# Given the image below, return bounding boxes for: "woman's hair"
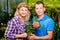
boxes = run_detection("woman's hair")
[14,2,30,22]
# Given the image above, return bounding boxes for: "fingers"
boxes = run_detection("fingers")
[28,34,35,40]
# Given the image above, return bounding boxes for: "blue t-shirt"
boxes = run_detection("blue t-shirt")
[33,14,54,36]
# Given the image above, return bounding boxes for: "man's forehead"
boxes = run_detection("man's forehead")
[35,4,44,7]
[36,3,43,6]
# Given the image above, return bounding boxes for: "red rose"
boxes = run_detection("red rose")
[33,22,39,28]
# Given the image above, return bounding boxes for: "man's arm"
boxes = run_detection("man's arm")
[35,31,53,40]
[28,31,53,40]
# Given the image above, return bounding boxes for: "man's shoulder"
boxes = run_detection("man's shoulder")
[44,15,54,23]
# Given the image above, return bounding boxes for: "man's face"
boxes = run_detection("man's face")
[35,4,45,16]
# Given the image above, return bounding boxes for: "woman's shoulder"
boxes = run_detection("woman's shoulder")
[8,16,19,23]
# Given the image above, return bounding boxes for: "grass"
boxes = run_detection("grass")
[0,37,7,40]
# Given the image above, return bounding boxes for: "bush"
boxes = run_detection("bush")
[0,27,6,38]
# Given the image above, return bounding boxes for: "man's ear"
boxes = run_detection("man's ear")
[44,7,46,11]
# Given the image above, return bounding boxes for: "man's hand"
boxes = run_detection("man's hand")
[28,34,37,40]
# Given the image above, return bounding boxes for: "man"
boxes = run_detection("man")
[28,1,54,40]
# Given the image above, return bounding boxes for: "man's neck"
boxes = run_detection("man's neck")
[38,14,44,20]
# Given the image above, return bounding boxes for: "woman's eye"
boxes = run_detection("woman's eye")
[36,8,38,9]
[21,10,24,11]
[25,10,27,11]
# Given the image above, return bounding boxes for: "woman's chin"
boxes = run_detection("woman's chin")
[21,14,26,17]
[22,15,26,17]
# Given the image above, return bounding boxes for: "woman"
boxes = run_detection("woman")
[4,2,30,40]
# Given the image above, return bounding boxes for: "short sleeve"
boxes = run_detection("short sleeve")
[47,19,54,31]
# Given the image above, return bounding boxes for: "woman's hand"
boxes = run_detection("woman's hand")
[22,33,27,38]
[15,33,27,38]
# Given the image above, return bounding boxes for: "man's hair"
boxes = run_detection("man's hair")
[35,1,44,7]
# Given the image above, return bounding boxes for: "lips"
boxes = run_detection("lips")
[21,13,26,16]
[22,13,25,14]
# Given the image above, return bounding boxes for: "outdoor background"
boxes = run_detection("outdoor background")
[0,0,60,40]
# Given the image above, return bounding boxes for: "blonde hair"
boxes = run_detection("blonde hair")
[14,2,31,23]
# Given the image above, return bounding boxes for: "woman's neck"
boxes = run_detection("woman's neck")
[18,16,25,23]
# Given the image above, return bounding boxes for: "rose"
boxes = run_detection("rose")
[33,22,40,28]
[33,16,42,28]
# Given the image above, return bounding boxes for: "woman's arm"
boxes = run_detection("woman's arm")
[4,21,16,38]
[15,33,27,38]
[4,20,27,38]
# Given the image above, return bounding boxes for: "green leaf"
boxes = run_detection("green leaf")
[25,22,35,35]
[33,16,38,22]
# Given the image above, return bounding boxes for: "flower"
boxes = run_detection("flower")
[32,16,42,28]
[33,22,39,28]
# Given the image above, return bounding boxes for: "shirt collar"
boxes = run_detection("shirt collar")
[36,14,47,21]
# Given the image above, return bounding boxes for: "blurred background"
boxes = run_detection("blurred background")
[0,0,60,40]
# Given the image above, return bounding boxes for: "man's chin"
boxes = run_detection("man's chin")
[37,14,42,16]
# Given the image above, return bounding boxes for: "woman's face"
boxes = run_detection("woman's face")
[18,7,28,17]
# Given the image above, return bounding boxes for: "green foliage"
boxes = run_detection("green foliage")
[0,37,7,40]
[25,22,35,35]
[0,10,9,23]
[45,6,58,21]
[0,27,6,38]
[24,0,60,8]
[33,16,38,22]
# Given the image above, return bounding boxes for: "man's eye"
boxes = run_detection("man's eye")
[40,8,42,9]
[25,10,27,11]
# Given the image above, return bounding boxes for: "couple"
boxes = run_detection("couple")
[4,1,54,40]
